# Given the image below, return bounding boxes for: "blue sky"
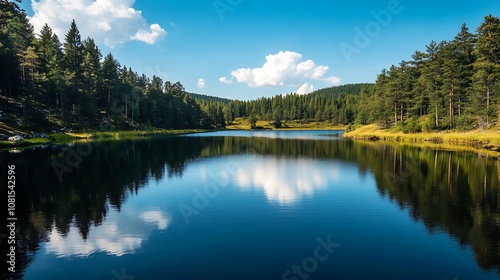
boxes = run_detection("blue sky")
[20,0,499,100]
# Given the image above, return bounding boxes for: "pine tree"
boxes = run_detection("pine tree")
[98,53,120,119]
[0,0,34,98]
[452,23,476,124]
[63,20,83,114]
[472,15,500,126]
[79,38,101,120]
[410,50,429,117]
[81,38,100,94]
[386,65,403,124]
[36,23,63,107]
[17,46,39,112]
[421,41,445,128]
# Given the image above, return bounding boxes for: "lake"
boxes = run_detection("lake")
[1,130,499,280]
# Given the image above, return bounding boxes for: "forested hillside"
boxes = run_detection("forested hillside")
[0,0,224,133]
[193,84,374,128]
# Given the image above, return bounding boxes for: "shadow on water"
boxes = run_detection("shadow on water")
[0,134,499,279]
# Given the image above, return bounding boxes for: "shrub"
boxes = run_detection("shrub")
[421,116,434,132]
[249,116,257,129]
[404,117,421,133]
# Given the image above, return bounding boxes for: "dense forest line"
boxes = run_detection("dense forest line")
[193,83,373,128]
[1,0,499,133]
[0,0,227,132]
[197,16,500,131]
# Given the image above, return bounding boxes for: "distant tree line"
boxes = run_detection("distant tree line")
[0,0,223,130]
[193,84,374,128]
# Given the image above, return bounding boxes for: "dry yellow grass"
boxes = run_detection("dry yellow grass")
[344,124,500,153]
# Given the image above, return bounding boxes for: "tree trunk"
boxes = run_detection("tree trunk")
[458,98,461,119]
[60,90,64,113]
[449,83,454,128]
[400,103,403,122]
[394,102,398,124]
[487,87,490,107]
[435,104,439,128]
[486,87,490,125]
[125,95,128,118]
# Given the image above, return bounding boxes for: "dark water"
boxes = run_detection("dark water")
[1,130,499,280]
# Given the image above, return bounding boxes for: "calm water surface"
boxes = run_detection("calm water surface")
[1,130,499,279]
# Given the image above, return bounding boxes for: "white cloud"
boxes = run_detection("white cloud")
[132,23,167,45]
[230,51,341,88]
[323,76,341,84]
[197,78,206,89]
[29,0,167,47]
[296,82,314,95]
[219,76,233,84]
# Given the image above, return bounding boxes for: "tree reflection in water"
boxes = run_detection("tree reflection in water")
[0,135,498,279]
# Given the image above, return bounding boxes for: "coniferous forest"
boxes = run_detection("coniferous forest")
[0,0,225,132]
[1,0,499,133]
[207,16,500,132]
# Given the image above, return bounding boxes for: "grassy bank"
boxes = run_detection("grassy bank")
[226,118,345,130]
[66,129,209,139]
[344,124,500,153]
[0,129,209,150]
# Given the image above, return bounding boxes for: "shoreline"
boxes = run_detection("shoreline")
[0,129,210,150]
[2,124,500,157]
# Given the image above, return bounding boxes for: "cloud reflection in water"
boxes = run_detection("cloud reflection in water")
[234,157,340,204]
[45,209,170,258]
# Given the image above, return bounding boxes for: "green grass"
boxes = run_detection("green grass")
[226,118,345,130]
[90,129,209,139]
[0,129,209,150]
[0,138,51,149]
[65,129,209,140]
